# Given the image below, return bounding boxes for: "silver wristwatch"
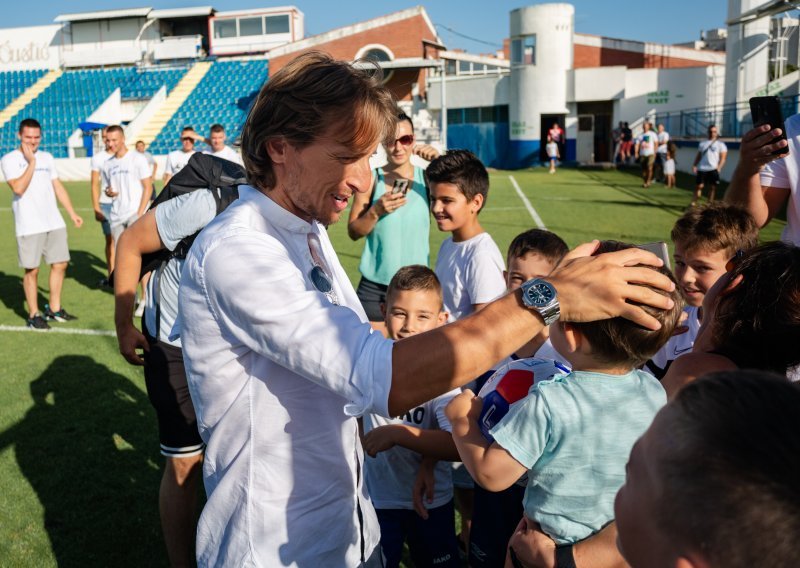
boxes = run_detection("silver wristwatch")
[520,278,561,326]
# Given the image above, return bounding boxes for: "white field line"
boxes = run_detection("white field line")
[508,175,546,229]
[0,324,116,337]
[0,207,94,212]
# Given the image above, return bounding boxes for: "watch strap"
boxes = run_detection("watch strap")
[555,544,577,568]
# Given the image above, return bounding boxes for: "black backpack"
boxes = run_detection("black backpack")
[134,152,246,281]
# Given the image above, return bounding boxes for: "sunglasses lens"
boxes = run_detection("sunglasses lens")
[398,135,414,146]
[310,266,332,294]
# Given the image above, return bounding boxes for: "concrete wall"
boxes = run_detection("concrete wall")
[426,74,509,109]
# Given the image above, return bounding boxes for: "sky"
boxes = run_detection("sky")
[1,1,731,53]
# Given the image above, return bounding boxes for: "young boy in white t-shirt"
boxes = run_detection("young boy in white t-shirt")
[546,136,559,174]
[361,265,461,568]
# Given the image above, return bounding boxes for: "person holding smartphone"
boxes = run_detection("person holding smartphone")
[348,111,440,328]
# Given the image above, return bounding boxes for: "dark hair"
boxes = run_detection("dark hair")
[181,126,195,133]
[710,241,800,374]
[655,370,800,567]
[672,202,759,258]
[426,150,490,211]
[210,123,225,134]
[19,118,41,133]
[571,241,684,367]
[106,124,124,135]
[241,51,396,191]
[507,229,568,267]
[397,111,414,134]
[386,265,443,310]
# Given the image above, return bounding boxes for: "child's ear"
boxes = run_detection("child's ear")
[437,311,449,325]
[560,322,581,353]
[720,274,744,296]
[470,193,484,214]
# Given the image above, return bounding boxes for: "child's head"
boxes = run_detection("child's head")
[671,203,759,307]
[700,241,800,374]
[383,265,448,340]
[505,229,569,291]
[428,150,489,233]
[552,241,684,369]
[615,370,800,568]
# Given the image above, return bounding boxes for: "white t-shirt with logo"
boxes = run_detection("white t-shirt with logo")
[637,131,658,156]
[90,150,114,204]
[643,306,700,380]
[435,232,506,322]
[165,149,196,176]
[759,112,800,245]
[1,149,65,237]
[101,150,151,227]
[697,139,728,172]
[203,145,242,165]
[657,131,670,154]
[364,387,461,510]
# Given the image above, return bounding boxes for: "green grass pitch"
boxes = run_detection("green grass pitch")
[0,167,785,566]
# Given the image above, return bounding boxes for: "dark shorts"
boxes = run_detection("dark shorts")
[376,500,461,568]
[143,329,204,458]
[356,277,388,322]
[469,484,525,567]
[696,169,720,186]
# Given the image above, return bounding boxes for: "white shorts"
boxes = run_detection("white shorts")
[110,214,139,243]
[17,227,70,269]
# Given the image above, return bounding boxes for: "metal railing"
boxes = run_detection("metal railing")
[653,94,800,140]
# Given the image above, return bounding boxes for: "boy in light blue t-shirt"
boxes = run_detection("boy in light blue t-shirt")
[446,241,684,546]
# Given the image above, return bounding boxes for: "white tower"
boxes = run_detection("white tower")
[724,0,772,106]
[509,3,574,167]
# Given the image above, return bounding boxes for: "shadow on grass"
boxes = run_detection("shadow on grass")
[69,250,112,294]
[0,356,165,566]
[0,270,33,320]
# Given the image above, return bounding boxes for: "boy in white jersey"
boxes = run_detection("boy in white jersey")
[90,127,115,284]
[163,127,197,184]
[101,125,153,245]
[1,118,83,329]
[643,202,758,379]
[361,265,461,568]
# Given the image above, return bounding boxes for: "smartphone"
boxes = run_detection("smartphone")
[638,241,671,271]
[391,178,411,195]
[749,96,789,156]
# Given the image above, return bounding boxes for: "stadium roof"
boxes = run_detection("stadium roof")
[149,7,215,19]
[55,7,152,23]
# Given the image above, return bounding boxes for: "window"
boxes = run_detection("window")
[265,15,290,34]
[459,61,471,74]
[511,34,536,65]
[497,105,509,122]
[214,19,236,39]
[446,60,457,76]
[464,108,480,123]
[239,17,263,37]
[447,108,463,125]
[362,48,391,63]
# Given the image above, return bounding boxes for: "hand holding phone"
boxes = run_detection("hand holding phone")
[392,178,411,196]
[638,241,671,271]
[749,96,789,157]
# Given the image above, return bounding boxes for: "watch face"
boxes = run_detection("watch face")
[526,282,555,307]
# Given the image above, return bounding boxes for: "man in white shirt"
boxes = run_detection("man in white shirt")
[634,121,659,188]
[135,140,157,182]
[177,52,677,567]
[655,123,670,182]
[725,117,798,245]
[692,124,728,205]
[101,125,153,245]
[2,118,83,329]
[90,127,115,285]
[163,127,198,184]
[190,123,243,165]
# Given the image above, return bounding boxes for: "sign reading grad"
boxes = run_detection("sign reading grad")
[0,25,61,71]
[647,89,670,105]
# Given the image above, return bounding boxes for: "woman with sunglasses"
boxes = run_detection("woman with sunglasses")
[662,241,800,399]
[348,111,440,329]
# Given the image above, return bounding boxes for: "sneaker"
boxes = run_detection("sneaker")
[98,277,111,288]
[134,301,145,318]
[26,313,50,330]
[44,304,77,322]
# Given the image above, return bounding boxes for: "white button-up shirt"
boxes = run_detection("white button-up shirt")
[178,185,393,567]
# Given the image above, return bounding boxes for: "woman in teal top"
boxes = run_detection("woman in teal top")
[348,112,440,322]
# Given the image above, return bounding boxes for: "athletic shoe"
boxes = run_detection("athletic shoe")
[134,302,145,318]
[98,277,111,288]
[44,305,78,322]
[26,313,50,330]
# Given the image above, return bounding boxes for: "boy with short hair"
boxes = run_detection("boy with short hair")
[469,228,570,567]
[446,241,683,547]
[361,265,461,568]
[644,202,759,379]
[429,150,506,321]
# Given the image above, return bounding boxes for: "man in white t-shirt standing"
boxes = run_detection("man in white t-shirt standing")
[163,127,198,184]
[90,127,115,286]
[190,123,243,165]
[2,118,83,329]
[634,121,659,188]
[692,124,727,205]
[135,140,157,182]
[101,125,153,245]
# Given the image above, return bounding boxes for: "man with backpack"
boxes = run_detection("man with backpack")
[113,153,244,567]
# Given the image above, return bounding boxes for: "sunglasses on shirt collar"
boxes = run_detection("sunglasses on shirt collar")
[726,249,744,272]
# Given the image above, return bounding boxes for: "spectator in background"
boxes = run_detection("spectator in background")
[548,121,565,162]
[635,121,658,187]
[612,121,624,164]
[621,122,633,164]
[655,123,670,182]
[546,135,560,174]
[90,126,115,286]
[135,140,157,182]
[163,127,198,185]
[692,124,727,206]
[2,118,83,329]
[190,123,243,165]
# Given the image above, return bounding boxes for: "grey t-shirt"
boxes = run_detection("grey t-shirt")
[145,189,217,346]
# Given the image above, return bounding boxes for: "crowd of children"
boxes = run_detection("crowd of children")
[358,145,800,568]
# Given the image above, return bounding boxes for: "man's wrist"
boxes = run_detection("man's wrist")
[555,544,576,568]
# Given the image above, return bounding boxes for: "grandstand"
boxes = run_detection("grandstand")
[148,60,269,154]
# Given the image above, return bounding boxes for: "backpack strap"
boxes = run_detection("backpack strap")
[367,168,380,205]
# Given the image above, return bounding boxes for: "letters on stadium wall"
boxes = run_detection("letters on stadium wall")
[0,25,61,71]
